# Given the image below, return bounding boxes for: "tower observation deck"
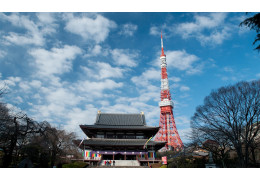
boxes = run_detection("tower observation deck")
[154,32,184,151]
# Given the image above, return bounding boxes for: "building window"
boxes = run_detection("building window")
[126,133,135,139]
[116,133,125,139]
[136,133,144,139]
[97,132,104,138]
[106,132,115,138]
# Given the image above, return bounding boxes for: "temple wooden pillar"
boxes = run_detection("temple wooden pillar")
[113,154,114,160]
[124,154,126,160]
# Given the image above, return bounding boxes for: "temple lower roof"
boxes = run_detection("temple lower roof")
[74,138,166,150]
[80,124,159,130]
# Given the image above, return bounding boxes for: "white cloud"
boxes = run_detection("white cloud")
[119,23,138,36]
[3,31,44,46]
[29,85,85,122]
[91,45,102,56]
[131,68,160,87]
[36,12,56,24]
[131,68,161,104]
[81,61,126,79]
[29,45,82,77]
[177,128,192,143]
[84,45,110,58]
[0,50,7,59]
[169,76,181,83]
[223,66,234,73]
[111,49,138,67]
[176,13,227,37]
[64,14,117,43]
[46,88,82,106]
[0,13,57,46]
[149,26,160,36]
[29,80,42,89]
[15,96,23,103]
[180,85,190,91]
[64,106,98,136]
[197,26,231,45]
[175,13,230,46]
[156,50,200,74]
[175,115,191,125]
[2,76,21,87]
[75,79,123,98]
[19,81,31,91]
[256,73,260,78]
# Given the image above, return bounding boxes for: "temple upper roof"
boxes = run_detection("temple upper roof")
[80,112,160,138]
[95,112,146,126]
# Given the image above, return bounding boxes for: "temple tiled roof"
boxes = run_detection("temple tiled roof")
[75,138,166,147]
[80,124,159,130]
[95,113,146,126]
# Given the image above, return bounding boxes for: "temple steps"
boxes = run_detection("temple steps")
[93,166,147,168]
[99,160,140,167]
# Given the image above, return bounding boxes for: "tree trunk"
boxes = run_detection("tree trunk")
[3,118,18,168]
[235,146,244,168]
[2,138,16,168]
[250,147,257,166]
[245,145,249,167]
[50,151,56,168]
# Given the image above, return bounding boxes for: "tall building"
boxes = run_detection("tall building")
[154,33,183,151]
[75,111,166,166]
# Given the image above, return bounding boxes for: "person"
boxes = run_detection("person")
[104,160,106,166]
[113,160,115,166]
[109,160,111,166]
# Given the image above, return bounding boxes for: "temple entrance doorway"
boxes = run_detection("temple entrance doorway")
[126,155,136,160]
[103,154,113,160]
[114,154,124,160]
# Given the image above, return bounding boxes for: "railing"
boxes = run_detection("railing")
[137,158,159,161]
[84,157,101,160]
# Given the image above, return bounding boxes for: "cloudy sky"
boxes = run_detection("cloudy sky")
[0,12,259,142]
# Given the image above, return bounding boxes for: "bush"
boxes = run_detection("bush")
[62,161,87,168]
[150,163,162,168]
[160,165,167,168]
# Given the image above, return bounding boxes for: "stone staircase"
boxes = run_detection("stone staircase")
[99,160,140,167]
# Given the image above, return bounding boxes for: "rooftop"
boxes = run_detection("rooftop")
[94,112,146,126]
[75,138,166,147]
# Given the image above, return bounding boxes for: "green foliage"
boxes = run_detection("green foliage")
[150,163,162,168]
[160,165,167,168]
[240,13,260,51]
[62,161,87,168]
[167,155,207,168]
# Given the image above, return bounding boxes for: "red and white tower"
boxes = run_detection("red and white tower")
[154,32,183,151]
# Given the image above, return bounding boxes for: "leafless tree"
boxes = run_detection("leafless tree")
[0,103,40,167]
[30,123,78,167]
[0,85,79,167]
[191,80,260,167]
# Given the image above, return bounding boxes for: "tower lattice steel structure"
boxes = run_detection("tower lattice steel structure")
[154,33,183,151]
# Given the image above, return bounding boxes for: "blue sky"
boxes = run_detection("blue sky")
[0,12,259,142]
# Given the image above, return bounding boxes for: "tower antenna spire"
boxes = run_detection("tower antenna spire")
[161,31,165,57]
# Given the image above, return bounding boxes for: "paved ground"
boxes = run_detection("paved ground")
[89,166,148,168]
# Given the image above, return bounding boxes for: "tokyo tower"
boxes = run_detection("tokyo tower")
[154,32,183,151]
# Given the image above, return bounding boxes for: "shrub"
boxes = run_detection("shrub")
[160,165,167,168]
[62,161,87,168]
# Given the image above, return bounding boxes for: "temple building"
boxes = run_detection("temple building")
[75,111,166,166]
